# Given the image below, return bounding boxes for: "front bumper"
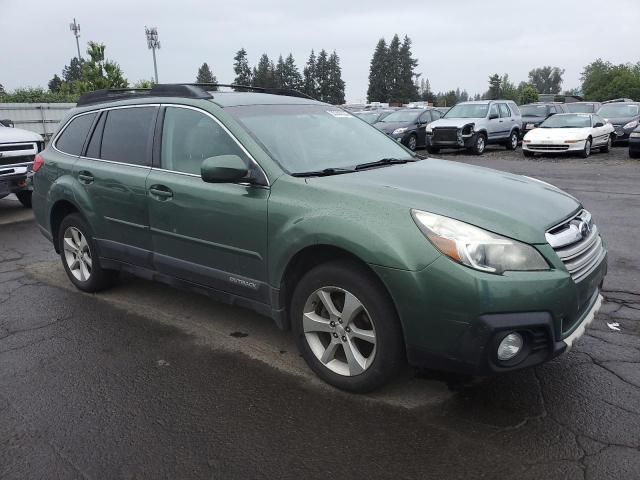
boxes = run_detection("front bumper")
[0,165,33,196]
[612,125,635,142]
[425,131,476,149]
[372,246,607,376]
[523,139,587,154]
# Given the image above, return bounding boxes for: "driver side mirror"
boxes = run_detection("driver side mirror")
[489,113,499,120]
[594,122,604,128]
[201,155,248,183]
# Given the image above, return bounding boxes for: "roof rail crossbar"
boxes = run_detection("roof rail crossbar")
[187,83,315,100]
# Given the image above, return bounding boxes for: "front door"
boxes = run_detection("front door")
[146,105,270,303]
[486,103,503,141]
[74,106,157,267]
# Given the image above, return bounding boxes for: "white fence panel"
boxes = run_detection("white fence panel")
[0,103,75,141]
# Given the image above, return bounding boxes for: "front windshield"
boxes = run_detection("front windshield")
[379,110,421,123]
[444,104,489,119]
[227,105,413,174]
[520,105,549,117]
[565,103,596,113]
[540,114,591,128]
[597,104,639,118]
[354,112,380,124]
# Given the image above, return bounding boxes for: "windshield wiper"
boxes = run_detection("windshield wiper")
[291,167,355,177]
[355,157,416,171]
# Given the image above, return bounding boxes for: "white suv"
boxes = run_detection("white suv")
[0,120,44,208]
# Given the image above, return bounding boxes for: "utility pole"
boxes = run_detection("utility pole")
[69,18,82,60]
[145,26,161,83]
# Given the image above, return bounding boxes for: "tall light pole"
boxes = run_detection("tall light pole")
[145,26,161,84]
[69,18,82,60]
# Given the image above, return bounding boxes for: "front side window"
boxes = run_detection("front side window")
[55,112,97,156]
[227,104,413,174]
[100,107,156,166]
[161,107,249,175]
[498,104,511,118]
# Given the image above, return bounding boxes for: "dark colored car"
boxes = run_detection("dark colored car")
[520,102,568,139]
[565,102,602,114]
[629,125,640,158]
[597,102,640,143]
[32,84,607,393]
[354,110,395,125]
[373,108,441,150]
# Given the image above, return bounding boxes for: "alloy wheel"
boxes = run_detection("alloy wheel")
[63,226,92,282]
[408,135,417,151]
[511,133,518,149]
[477,136,485,153]
[302,287,377,376]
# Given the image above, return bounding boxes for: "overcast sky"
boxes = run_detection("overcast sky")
[2,0,639,102]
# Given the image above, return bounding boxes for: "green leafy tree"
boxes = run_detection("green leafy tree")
[528,66,564,94]
[0,83,4,94]
[500,74,518,101]
[62,57,84,83]
[48,74,63,92]
[233,48,252,87]
[132,79,155,89]
[303,50,318,98]
[367,38,388,102]
[487,73,502,99]
[0,87,79,103]
[252,54,275,88]
[81,42,128,90]
[326,51,346,104]
[196,62,217,88]
[581,59,640,101]
[517,83,539,104]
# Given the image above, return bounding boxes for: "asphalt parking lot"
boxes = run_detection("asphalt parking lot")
[1,144,639,479]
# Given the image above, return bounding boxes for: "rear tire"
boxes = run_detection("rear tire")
[16,190,32,208]
[290,261,405,393]
[58,213,118,293]
[469,133,486,155]
[580,138,592,159]
[505,131,519,150]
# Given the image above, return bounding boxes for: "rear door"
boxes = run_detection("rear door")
[146,105,269,303]
[74,105,158,268]
[497,103,515,138]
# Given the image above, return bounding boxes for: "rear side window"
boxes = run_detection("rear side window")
[498,104,511,117]
[55,113,97,155]
[85,112,106,158]
[100,107,156,166]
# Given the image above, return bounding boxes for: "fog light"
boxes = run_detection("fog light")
[497,333,523,361]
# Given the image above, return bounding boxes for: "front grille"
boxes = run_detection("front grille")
[0,155,34,167]
[528,144,570,151]
[530,328,551,354]
[0,143,36,153]
[546,209,605,282]
[432,127,459,142]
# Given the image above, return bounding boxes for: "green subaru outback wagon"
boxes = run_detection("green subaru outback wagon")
[33,84,607,392]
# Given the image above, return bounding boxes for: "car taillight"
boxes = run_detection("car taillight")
[33,154,45,173]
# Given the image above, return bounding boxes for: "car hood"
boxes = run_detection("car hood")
[428,118,482,129]
[374,121,411,133]
[599,115,637,125]
[524,127,591,141]
[307,159,580,244]
[0,126,43,143]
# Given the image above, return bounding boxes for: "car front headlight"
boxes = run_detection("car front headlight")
[392,127,408,135]
[411,209,549,274]
[623,120,639,130]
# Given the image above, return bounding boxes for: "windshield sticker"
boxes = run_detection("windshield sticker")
[326,110,353,118]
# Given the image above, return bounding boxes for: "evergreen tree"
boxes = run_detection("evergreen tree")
[252,54,275,88]
[315,49,330,102]
[326,51,346,104]
[62,57,84,82]
[367,39,388,103]
[303,50,318,98]
[233,48,253,88]
[196,62,216,84]
[397,35,419,103]
[48,74,63,92]
[386,34,402,103]
[274,55,286,88]
[487,73,502,99]
[500,74,517,100]
[283,53,303,90]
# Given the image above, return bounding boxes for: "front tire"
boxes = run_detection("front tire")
[580,138,592,159]
[58,213,118,292]
[291,261,404,393]
[406,134,417,151]
[505,131,519,150]
[630,150,640,159]
[601,135,612,153]
[16,190,32,208]
[469,133,486,155]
